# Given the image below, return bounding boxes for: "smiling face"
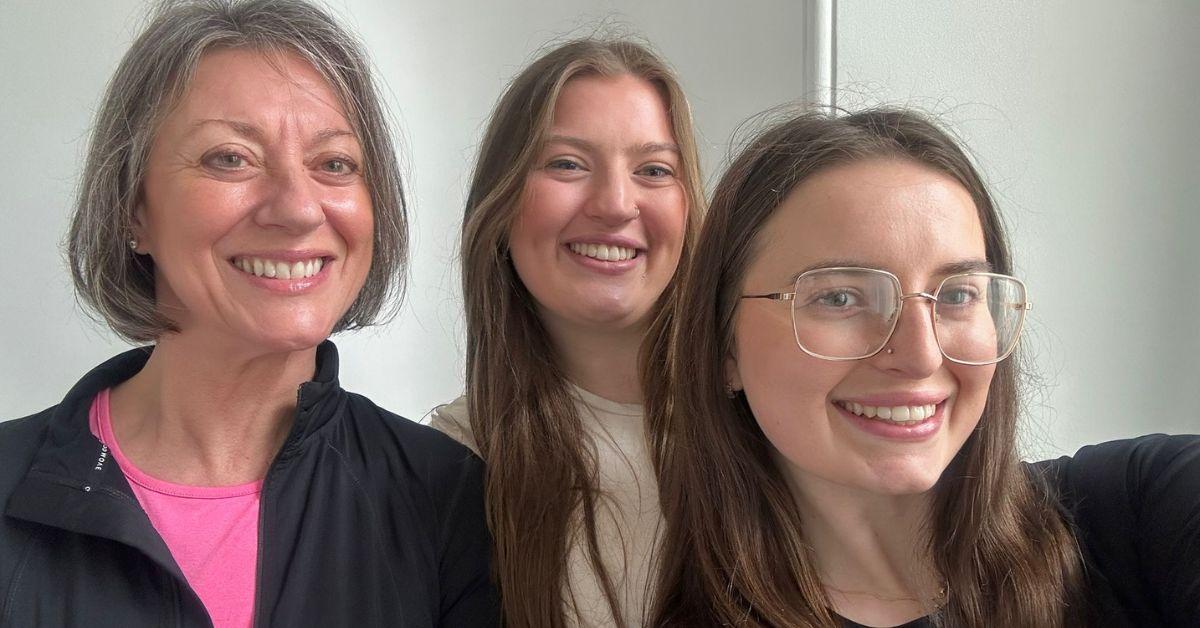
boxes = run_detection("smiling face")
[729,158,996,496]
[134,47,373,353]
[508,73,688,337]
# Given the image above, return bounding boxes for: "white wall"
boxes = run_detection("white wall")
[836,1,1200,457]
[0,1,805,421]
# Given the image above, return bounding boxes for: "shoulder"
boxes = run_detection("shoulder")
[0,410,55,496]
[426,395,479,456]
[1030,434,1200,503]
[0,410,54,451]
[1028,434,1200,621]
[0,411,54,582]
[340,392,484,487]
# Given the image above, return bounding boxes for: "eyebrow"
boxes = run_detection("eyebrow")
[545,134,680,156]
[191,118,264,142]
[789,258,994,283]
[188,119,356,146]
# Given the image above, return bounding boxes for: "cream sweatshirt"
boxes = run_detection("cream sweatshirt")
[429,385,661,627]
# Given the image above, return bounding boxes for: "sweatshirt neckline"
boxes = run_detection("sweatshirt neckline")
[568,383,643,418]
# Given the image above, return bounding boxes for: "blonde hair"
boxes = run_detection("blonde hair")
[460,38,703,627]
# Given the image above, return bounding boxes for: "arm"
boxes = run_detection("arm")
[1036,434,1200,625]
[434,451,500,626]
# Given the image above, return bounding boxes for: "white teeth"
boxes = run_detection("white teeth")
[840,401,939,425]
[569,242,637,262]
[232,257,325,280]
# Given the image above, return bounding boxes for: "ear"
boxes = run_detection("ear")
[130,199,150,255]
[724,352,743,394]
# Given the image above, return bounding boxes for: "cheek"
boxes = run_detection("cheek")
[147,180,246,246]
[511,179,577,248]
[951,362,995,424]
[327,190,374,249]
[735,314,836,440]
[644,187,688,252]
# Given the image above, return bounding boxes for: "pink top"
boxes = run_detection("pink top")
[90,389,261,628]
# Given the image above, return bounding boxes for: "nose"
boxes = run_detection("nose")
[583,166,640,226]
[254,164,327,233]
[873,295,943,378]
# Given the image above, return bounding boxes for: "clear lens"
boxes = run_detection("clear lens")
[791,269,900,359]
[789,269,1027,364]
[933,274,1026,364]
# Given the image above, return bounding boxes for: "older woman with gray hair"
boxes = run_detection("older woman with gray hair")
[0,1,496,626]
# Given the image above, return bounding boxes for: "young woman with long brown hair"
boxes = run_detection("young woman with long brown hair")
[648,108,1200,627]
[428,39,704,627]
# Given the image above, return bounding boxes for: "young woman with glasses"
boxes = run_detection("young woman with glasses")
[428,39,704,627]
[647,108,1199,627]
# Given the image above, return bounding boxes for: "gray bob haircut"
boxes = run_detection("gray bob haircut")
[68,0,407,343]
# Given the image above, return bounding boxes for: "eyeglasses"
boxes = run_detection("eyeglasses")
[740,267,1030,365]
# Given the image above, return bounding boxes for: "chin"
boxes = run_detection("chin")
[587,292,660,325]
[863,461,945,496]
[246,321,335,354]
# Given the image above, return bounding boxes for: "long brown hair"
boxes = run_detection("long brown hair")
[648,108,1087,626]
[461,39,703,627]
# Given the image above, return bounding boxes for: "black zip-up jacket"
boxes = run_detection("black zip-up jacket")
[0,342,499,627]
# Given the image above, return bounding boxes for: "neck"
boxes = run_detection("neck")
[541,314,647,405]
[107,331,319,486]
[782,461,944,623]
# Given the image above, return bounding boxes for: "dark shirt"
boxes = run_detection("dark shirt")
[837,434,1200,627]
[0,342,500,627]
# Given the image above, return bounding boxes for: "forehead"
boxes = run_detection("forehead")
[167,47,350,130]
[548,74,674,142]
[750,158,987,288]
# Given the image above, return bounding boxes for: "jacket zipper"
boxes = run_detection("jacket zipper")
[251,386,304,627]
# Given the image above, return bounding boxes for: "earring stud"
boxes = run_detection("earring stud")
[128,239,138,251]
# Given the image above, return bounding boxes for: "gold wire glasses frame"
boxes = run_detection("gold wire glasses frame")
[740,267,1032,366]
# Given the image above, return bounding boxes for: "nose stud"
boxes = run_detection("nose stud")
[885,348,895,355]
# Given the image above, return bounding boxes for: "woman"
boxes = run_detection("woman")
[649,108,1200,626]
[0,1,495,626]
[429,40,704,627]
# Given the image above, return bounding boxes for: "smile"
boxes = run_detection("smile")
[231,256,325,280]
[568,242,638,262]
[836,400,938,425]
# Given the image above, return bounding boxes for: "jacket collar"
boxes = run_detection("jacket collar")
[5,340,345,567]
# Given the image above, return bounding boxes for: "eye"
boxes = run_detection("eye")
[813,290,861,308]
[637,164,675,178]
[938,286,980,306]
[320,157,359,175]
[204,151,248,170]
[546,158,584,171]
